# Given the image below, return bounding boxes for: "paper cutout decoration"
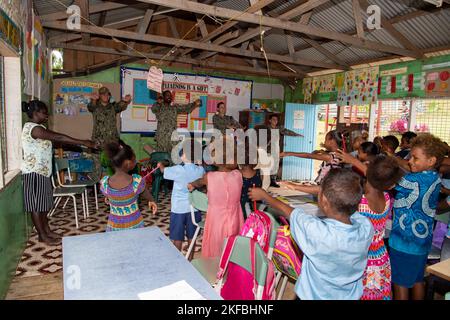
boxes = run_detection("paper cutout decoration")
[147,66,163,93]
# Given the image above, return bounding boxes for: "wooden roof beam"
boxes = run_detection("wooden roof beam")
[136,0,421,58]
[52,42,301,78]
[43,20,342,69]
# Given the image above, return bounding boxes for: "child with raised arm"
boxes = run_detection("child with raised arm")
[188,137,244,258]
[280,129,347,195]
[359,156,403,300]
[249,168,374,300]
[388,134,447,300]
[158,139,205,255]
[100,142,157,231]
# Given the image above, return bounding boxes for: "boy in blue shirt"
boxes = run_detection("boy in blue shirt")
[249,168,374,300]
[389,134,447,300]
[159,139,205,256]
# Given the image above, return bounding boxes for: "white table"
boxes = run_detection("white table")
[63,226,221,300]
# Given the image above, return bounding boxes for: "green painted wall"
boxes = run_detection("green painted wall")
[0,174,29,299]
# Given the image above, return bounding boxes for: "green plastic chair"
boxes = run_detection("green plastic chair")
[185,190,208,259]
[149,152,171,202]
[192,236,271,300]
[259,211,280,260]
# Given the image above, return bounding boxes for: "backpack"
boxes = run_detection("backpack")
[272,217,303,281]
[216,236,276,300]
[240,202,272,254]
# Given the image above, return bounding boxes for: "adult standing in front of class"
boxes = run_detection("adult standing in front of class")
[144,90,202,155]
[87,86,132,180]
[21,100,96,245]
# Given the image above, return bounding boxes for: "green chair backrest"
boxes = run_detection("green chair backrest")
[260,211,280,250]
[189,190,208,212]
[446,292,450,300]
[55,158,70,171]
[225,236,269,287]
[150,152,171,164]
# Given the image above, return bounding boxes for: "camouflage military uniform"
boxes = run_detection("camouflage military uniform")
[87,100,128,181]
[212,114,242,135]
[152,101,198,153]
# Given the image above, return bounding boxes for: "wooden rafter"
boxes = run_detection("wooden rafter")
[43,20,343,69]
[181,0,276,56]
[52,42,301,78]
[127,9,154,50]
[351,0,365,39]
[283,4,446,57]
[135,0,421,58]
[358,0,422,56]
[41,1,127,21]
[196,1,329,60]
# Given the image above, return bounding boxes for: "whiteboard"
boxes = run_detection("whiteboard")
[120,67,253,133]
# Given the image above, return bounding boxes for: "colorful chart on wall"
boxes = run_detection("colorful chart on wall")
[423,61,450,98]
[120,67,252,133]
[337,67,379,106]
[378,61,425,99]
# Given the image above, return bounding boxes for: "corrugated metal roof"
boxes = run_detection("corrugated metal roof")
[266,0,303,16]
[262,33,289,54]
[34,0,108,16]
[293,47,332,63]
[309,0,356,33]
[215,0,250,11]
[394,9,450,49]
[364,28,403,48]
[33,0,74,16]
[103,7,145,25]
[367,0,416,20]
[36,0,450,72]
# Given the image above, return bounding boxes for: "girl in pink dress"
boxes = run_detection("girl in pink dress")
[189,138,244,258]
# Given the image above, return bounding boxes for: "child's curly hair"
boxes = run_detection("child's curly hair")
[411,134,448,167]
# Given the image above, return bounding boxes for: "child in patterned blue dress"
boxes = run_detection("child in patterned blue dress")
[389,134,447,300]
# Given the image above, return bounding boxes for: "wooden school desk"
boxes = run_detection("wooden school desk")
[266,187,325,218]
[427,258,450,282]
[63,226,221,300]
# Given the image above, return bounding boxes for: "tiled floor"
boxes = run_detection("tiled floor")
[14,193,198,278]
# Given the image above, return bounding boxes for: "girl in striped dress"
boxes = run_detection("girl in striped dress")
[100,142,157,231]
[359,156,403,300]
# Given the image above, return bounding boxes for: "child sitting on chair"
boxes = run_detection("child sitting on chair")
[100,142,157,232]
[249,168,374,300]
[158,139,205,255]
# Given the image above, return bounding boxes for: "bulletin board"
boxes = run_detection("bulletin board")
[423,61,450,98]
[120,67,253,133]
[51,79,121,140]
[378,60,425,99]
